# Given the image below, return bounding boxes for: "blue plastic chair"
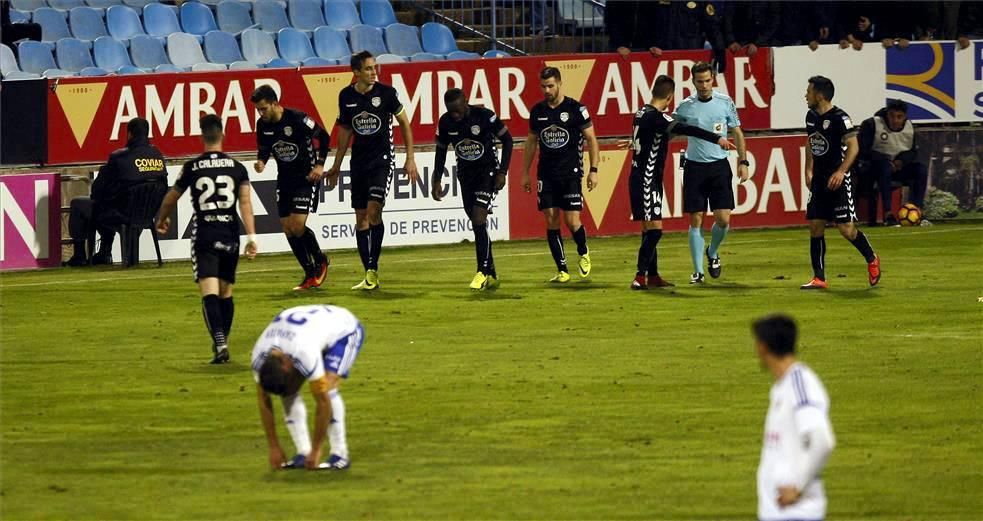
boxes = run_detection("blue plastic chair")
[106,5,145,40]
[374,53,405,64]
[18,40,74,76]
[56,37,98,72]
[323,0,359,29]
[421,22,458,55]
[48,0,85,11]
[116,64,145,74]
[69,7,107,41]
[129,33,172,69]
[313,26,349,60]
[9,9,31,23]
[143,3,186,40]
[1,43,42,79]
[204,30,253,68]
[93,35,137,71]
[79,65,109,75]
[85,0,122,9]
[191,62,226,71]
[167,32,210,69]
[277,27,320,65]
[483,49,510,58]
[253,0,291,34]
[180,1,219,37]
[242,28,289,67]
[33,8,73,43]
[359,0,396,28]
[120,0,151,7]
[384,23,422,58]
[154,63,182,72]
[229,60,260,70]
[11,0,46,11]
[287,0,325,32]
[348,24,386,56]
[216,1,258,34]
[410,51,443,62]
[446,50,479,60]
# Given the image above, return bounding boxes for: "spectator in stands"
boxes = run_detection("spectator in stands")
[722,1,781,56]
[841,2,914,51]
[671,1,725,54]
[65,118,168,266]
[858,100,928,226]
[1,0,42,54]
[529,0,553,37]
[605,0,668,57]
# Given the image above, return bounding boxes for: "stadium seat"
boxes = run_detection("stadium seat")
[154,63,182,72]
[120,0,151,7]
[94,35,141,71]
[129,33,174,69]
[106,5,148,41]
[348,24,386,56]
[56,37,100,72]
[446,50,479,60]
[556,0,603,30]
[374,53,405,64]
[312,26,349,61]
[18,40,74,76]
[204,30,253,69]
[144,3,196,42]
[410,51,443,62]
[48,0,84,11]
[384,23,422,58]
[278,27,324,66]
[421,22,458,55]
[191,62,226,71]
[359,0,396,28]
[483,49,510,58]
[1,43,42,79]
[79,65,109,75]
[11,0,46,11]
[253,0,291,34]
[216,1,259,35]
[180,1,219,37]
[69,6,108,41]
[116,64,145,74]
[166,32,210,69]
[229,60,260,70]
[9,9,31,23]
[323,0,359,29]
[287,0,325,32]
[85,0,122,9]
[242,28,290,67]
[34,8,73,43]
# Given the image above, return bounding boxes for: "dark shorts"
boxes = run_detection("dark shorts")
[192,239,239,283]
[460,170,498,216]
[276,185,314,218]
[629,172,665,221]
[806,171,859,224]
[350,159,394,209]
[537,176,583,212]
[682,158,735,213]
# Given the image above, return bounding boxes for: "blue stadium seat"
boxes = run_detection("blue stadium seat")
[277,27,316,65]
[56,37,98,72]
[9,9,31,23]
[204,30,253,68]
[120,0,151,8]
[11,0,46,11]
[483,49,510,58]
[48,0,85,12]
[129,33,173,69]
[410,51,443,62]
[229,60,260,70]
[18,40,74,76]
[1,43,42,79]
[253,0,290,34]
[106,5,146,40]
[384,23,422,58]
[94,35,139,71]
[374,53,405,64]
[69,7,108,41]
[421,22,458,55]
[216,1,258,34]
[144,3,188,41]
[34,8,73,43]
[116,64,145,74]
[180,1,219,37]
[288,0,325,32]
[154,63,182,72]
[359,0,396,28]
[79,65,109,75]
[166,32,210,69]
[191,62,226,71]
[323,0,359,29]
[348,24,386,56]
[85,0,123,9]
[446,50,479,60]
[242,28,290,67]
[313,26,349,61]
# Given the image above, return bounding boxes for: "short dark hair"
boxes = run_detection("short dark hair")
[351,50,374,71]
[200,114,223,145]
[258,355,290,395]
[752,314,798,357]
[250,85,278,104]
[886,99,908,114]
[691,61,714,77]
[540,66,561,81]
[444,88,465,106]
[808,75,835,101]
[651,75,675,100]
[127,117,149,141]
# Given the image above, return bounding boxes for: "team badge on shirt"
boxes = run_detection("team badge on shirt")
[371,96,382,108]
[284,126,293,137]
[823,120,831,129]
[471,125,480,135]
[560,112,569,122]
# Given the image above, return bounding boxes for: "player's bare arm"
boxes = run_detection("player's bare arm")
[731,126,749,182]
[257,385,286,470]
[326,125,353,190]
[394,110,419,183]
[155,188,183,235]
[494,127,513,191]
[521,138,538,193]
[305,376,333,470]
[584,126,600,192]
[828,135,858,191]
[238,183,258,259]
[431,142,448,202]
[805,144,814,188]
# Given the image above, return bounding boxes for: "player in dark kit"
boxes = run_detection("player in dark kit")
[521,67,600,283]
[156,115,258,364]
[802,76,880,289]
[431,88,514,291]
[625,75,736,290]
[251,85,330,291]
[326,51,420,291]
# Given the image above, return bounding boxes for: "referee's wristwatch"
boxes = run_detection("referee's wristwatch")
[589,166,599,173]
[738,159,750,167]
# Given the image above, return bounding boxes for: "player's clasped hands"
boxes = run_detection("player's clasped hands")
[307,164,324,184]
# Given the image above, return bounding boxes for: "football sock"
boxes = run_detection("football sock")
[572,225,588,256]
[708,222,728,258]
[301,227,325,264]
[201,295,226,349]
[810,237,826,280]
[637,229,662,276]
[850,230,876,263]
[355,228,370,270]
[328,389,348,459]
[219,297,234,339]
[474,223,492,275]
[281,394,312,457]
[547,229,568,272]
[688,226,705,274]
[287,235,314,277]
[369,223,385,270]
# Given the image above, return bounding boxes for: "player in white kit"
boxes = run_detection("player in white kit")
[753,315,836,521]
[251,305,364,471]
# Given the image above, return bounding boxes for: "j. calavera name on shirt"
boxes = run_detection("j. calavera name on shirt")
[353,111,383,136]
[541,125,571,149]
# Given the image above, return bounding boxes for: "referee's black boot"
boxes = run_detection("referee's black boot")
[706,247,722,279]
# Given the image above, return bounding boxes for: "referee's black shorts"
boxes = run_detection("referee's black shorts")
[682,158,735,213]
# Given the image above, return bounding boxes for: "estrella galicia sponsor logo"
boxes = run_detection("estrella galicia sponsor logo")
[886,41,956,120]
[541,124,570,149]
[808,132,830,156]
[454,139,485,161]
[273,140,299,162]
[353,111,382,136]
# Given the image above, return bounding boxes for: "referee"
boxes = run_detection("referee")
[673,62,748,284]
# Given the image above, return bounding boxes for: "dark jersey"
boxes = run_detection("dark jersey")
[336,82,404,168]
[256,108,328,189]
[630,105,723,178]
[175,152,250,244]
[436,105,507,175]
[529,96,592,180]
[806,106,857,176]
[91,139,167,204]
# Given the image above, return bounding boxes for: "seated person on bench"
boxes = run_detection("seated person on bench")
[858,99,928,226]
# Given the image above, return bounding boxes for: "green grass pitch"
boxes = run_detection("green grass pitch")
[1,225,980,519]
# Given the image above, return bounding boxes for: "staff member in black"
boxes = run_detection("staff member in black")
[251,85,330,291]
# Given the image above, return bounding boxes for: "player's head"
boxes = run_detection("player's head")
[885,99,908,131]
[444,88,469,121]
[539,67,562,103]
[806,76,835,109]
[126,117,149,143]
[250,85,281,123]
[752,314,798,367]
[651,74,675,103]
[258,349,303,396]
[690,62,715,99]
[351,51,377,86]
[200,114,223,147]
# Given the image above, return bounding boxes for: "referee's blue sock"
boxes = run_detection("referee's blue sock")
[688,226,704,274]
[708,222,728,259]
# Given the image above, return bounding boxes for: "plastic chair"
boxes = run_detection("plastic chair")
[180,1,219,37]
[106,5,147,40]
[278,27,324,65]
[483,49,510,58]
[85,0,123,9]
[348,24,386,56]
[204,30,253,68]
[446,50,479,60]
[56,36,98,72]
[312,26,349,60]
[69,6,108,41]
[1,43,42,79]
[129,33,173,69]
[93,35,138,71]
[216,0,259,34]
[143,3,186,40]
[87,182,167,268]
[384,23,422,57]
[33,8,73,43]
[359,0,395,28]
[120,0,152,7]
[8,9,31,23]
[242,28,287,66]
[253,0,291,34]
[410,51,443,62]
[10,0,46,11]
[79,65,109,75]
[287,0,325,32]
[323,0,359,29]
[374,53,405,64]
[116,64,145,74]
[421,22,458,55]
[18,40,74,76]
[167,32,209,69]
[48,0,85,11]
[191,62,226,71]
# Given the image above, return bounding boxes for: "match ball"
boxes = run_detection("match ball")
[897,203,922,226]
